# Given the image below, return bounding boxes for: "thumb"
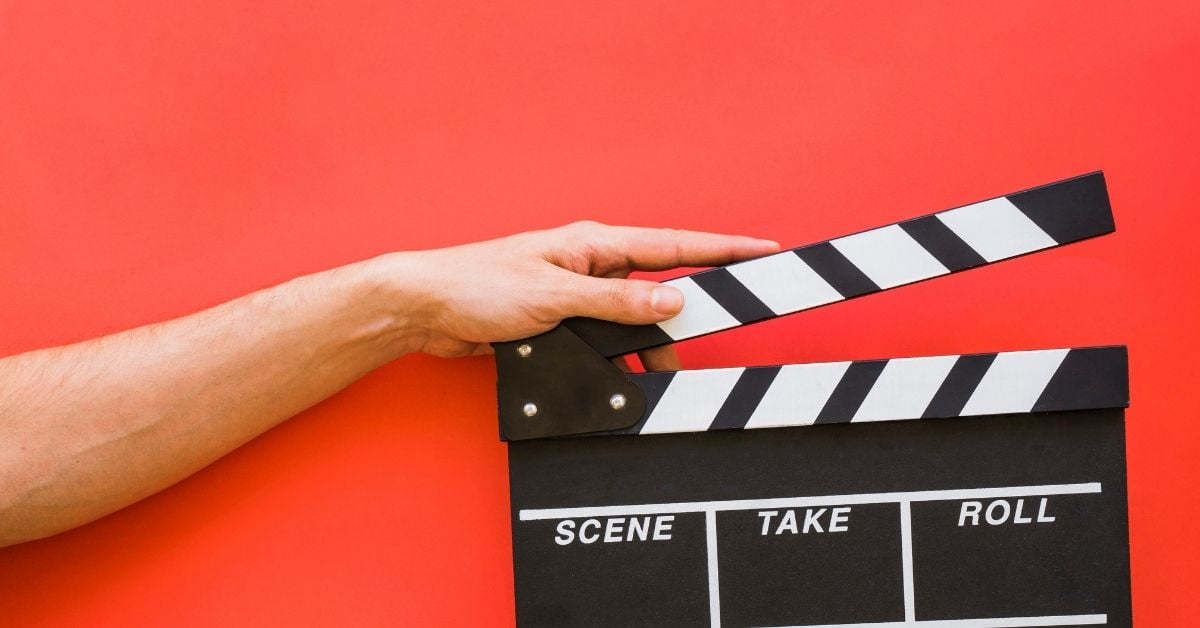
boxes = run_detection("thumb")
[559,275,684,325]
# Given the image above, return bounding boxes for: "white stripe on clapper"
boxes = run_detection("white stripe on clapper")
[899,501,915,622]
[766,614,1108,627]
[831,224,949,289]
[519,483,1102,520]
[655,276,740,341]
[936,197,1057,262]
[960,349,1069,417]
[853,355,960,422]
[706,510,721,628]
[726,252,844,315]
[744,361,853,429]
[640,368,745,434]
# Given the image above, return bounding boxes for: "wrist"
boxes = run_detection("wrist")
[352,251,437,358]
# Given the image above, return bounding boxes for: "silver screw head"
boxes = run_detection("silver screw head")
[609,394,627,410]
[517,344,533,358]
[522,402,539,417]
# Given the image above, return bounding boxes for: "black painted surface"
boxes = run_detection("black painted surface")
[514,514,711,627]
[717,503,905,626]
[912,493,1125,620]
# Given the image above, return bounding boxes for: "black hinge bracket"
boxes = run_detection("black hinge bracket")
[495,325,646,441]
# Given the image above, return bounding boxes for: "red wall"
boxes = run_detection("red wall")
[2,1,1197,624]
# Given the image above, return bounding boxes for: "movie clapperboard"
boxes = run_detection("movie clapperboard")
[495,172,1130,627]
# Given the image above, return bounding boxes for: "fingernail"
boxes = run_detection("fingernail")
[651,286,683,316]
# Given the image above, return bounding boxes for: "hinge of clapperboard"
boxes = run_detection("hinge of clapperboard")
[495,172,1129,441]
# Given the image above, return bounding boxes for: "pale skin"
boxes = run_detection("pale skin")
[0,222,778,547]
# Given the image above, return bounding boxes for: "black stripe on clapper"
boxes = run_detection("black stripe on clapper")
[1032,346,1129,413]
[921,353,997,418]
[708,366,782,430]
[794,243,880,299]
[690,268,776,324]
[1006,171,1115,244]
[814,360,888,424]
[900,216,987,271]
[616,371,677,435]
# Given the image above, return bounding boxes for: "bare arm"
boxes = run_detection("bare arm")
[0,222,777,546]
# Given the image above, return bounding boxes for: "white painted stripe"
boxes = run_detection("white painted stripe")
[767,613,1107,627]
[639,368,744,435]
[899,501,915,622]
[744,362,853,429]
[655,277,740,341]
[853,356,959,423]
[706,510,721,628]
[726,252,844,315]
[831,224,949,289]
[519,482,1101,520]
[961,349,1069,417]
[937,197,1057,262]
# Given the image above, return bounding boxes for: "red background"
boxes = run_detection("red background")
[2,1,1197,624]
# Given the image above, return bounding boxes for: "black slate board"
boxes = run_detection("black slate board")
[508,409,1130,627]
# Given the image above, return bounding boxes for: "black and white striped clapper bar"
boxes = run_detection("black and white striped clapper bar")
[495,172,1131,627]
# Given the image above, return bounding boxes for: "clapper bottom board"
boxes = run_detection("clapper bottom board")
[497,174,1131,626]
[507,356,1131,627]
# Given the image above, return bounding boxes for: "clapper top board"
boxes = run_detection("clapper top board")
[495,172,1130,628]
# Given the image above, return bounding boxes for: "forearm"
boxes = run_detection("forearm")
[0,254,417,546]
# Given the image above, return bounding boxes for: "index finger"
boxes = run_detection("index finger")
[589,225,781,273]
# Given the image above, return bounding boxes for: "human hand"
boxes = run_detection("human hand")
[381,221,779,369]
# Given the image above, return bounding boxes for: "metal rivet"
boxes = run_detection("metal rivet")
[522,402,538,417]
[609,394,627,411]
[517,344,533,358]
